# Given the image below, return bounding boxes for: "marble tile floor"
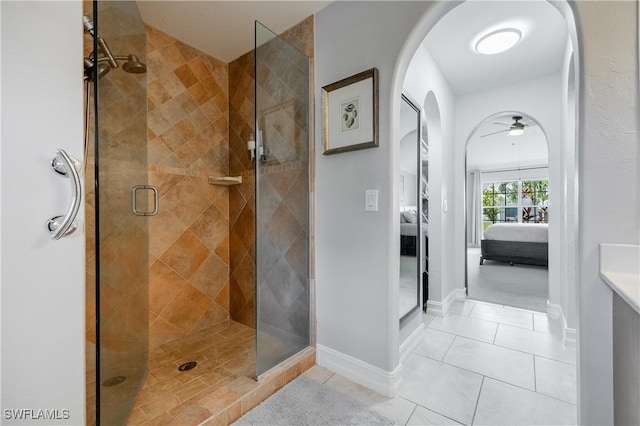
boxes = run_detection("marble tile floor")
[302,300,577,426]
[119,319,314,425]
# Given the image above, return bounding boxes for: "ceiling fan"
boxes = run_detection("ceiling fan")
[481,116,531,138]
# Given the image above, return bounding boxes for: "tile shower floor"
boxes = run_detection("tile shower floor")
[125,320,314,425]
[299,300,577,426]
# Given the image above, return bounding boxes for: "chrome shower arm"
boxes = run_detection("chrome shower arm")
[83,14,118,68]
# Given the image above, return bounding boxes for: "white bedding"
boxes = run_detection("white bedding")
[483,223,548,243]
[401,222,428,237]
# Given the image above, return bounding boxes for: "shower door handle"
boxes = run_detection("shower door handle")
[131,185,159,216]
[47,149,82,239]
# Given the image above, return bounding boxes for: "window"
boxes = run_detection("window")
[482,179,548,230]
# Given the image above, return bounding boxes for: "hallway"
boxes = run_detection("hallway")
[302,300,576,425]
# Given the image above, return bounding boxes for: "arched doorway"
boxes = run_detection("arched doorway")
[397,0,579,339]
[465,112,550,311]
[393,1,580,424]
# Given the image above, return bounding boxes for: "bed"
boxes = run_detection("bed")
[480,223,548,267]
[400,208,427,256]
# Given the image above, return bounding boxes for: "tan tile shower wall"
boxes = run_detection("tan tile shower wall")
[228,49,257,328]
[228,17,315,329]
[145,26,231,349]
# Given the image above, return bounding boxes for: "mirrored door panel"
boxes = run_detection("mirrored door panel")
[399,94,422,321]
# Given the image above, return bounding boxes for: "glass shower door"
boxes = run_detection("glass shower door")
[255,21,311,376]
[91,1,149,424]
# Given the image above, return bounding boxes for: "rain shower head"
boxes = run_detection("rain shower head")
[122,55,147,74]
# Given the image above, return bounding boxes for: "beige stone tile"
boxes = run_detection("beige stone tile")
[166,403,212,425]
[148,261,186,316]
[145,25,174,51]
[172,378,210,402]
[158,126,186,153]
[160,231,210,281]
[224,401,243,425]
[198,386,240,416]
[149,317,184,350]
[241,379,278,415]
[303,365,334,384]
[158,44,186,71]
[188,57,212,81]
[173,118,198,143]
[138,389,181,419]
[125,407,149,425]
[174,64,199,89]
[139,412,174,426]
[188,82,212,106]
[161,285,212,332]
[148,205,187,260]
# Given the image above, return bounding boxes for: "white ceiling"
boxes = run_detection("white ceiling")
[424,0,568,95]
[136,1,332,62]
[421,0,565,171]
[466,114,549,171]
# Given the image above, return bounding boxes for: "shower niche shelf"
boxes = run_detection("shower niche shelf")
[208,176,242,186]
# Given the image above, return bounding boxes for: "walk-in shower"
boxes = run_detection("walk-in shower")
[85,1,312,424]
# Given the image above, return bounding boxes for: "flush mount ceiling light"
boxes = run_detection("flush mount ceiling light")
[475,29,522,55]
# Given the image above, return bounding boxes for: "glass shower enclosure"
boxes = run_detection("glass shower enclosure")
[89,1,149,424]
[88,9,311,424]
[254,22,311,376]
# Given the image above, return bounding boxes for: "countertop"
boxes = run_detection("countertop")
[600,244,640,315]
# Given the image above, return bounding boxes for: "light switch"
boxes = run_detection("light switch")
[365,189,378,211]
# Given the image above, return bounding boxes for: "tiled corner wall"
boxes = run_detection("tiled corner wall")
[228,49,257,328]
[145,26,231,349]
[228,17,315,330]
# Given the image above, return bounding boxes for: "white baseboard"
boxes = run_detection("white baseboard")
[400,322,424,363]
[426,288,466,317]
[316,344,400,397]
[565,327,577,347]
[546,302,562,320]
[547,302,576,347]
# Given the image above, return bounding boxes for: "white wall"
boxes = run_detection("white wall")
[560,35,578,339]
[574,2,639,424]
[315,1,439,390]
[403,44,457,309]
[1,2,85,423]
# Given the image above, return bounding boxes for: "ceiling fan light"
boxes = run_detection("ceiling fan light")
[475,29,521,55]
[509,127,525,136]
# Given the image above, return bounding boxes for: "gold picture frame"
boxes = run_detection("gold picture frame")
[322,68,379,155]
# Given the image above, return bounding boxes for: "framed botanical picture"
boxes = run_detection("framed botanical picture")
[322,68,379,155]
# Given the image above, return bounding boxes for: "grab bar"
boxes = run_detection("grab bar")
[47,149,82,239]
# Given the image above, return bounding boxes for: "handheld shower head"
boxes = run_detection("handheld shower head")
[82,15,95,35]
[83,14,118,68]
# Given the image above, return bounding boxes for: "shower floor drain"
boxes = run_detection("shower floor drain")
[102,376,126,387]
[178,361,197,372]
